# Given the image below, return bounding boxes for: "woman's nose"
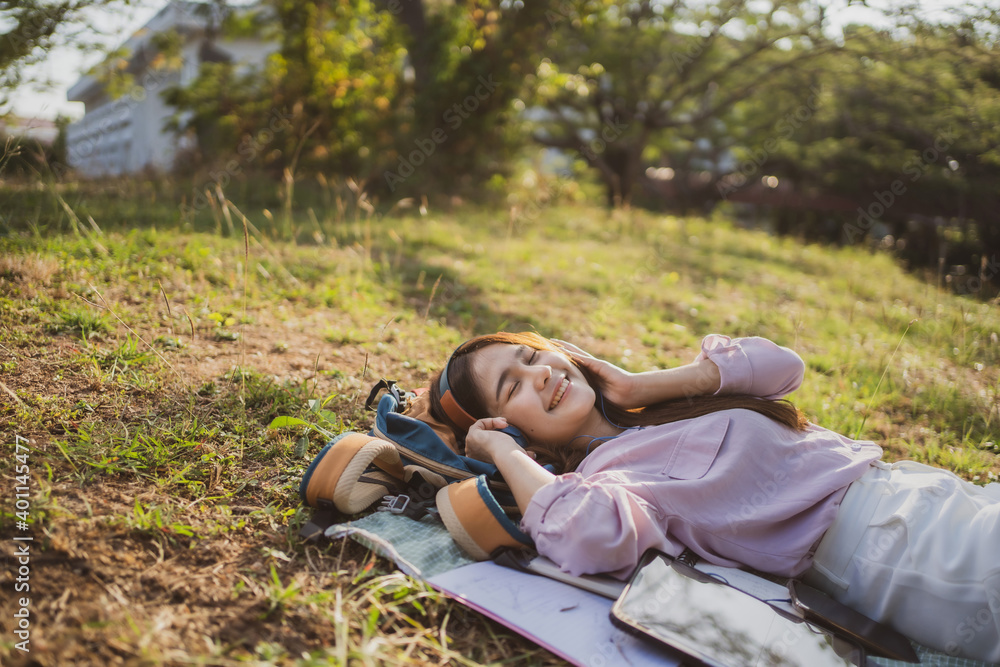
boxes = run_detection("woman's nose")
[529,363,552,388]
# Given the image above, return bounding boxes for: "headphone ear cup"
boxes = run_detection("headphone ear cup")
[436,476,533,561]
[299,434,406,513]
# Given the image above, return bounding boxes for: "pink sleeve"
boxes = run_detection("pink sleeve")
[519,474,670,579]
[695,334,805,399]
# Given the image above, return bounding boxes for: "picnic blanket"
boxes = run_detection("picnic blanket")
[326,512,998,667]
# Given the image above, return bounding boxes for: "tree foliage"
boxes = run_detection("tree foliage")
[37,0,997,282]
[374,0,555,194]
[163,0,557,195]
[0,0,132,108]
[729,10,1000,271]
[527,0,835,207]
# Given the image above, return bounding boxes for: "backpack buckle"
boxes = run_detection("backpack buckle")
[365,379,402,411]
[377,493,438,520]
[378,494,411,514]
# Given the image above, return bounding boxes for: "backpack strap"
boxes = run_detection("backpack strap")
[371,391,498,481]
[298,507,341,542]
[376,469,440,521]
[299,434,535,558]
[364,379,407,412]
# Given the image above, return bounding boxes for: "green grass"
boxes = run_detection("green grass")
[45,306,113,339]
[0,176,998,665]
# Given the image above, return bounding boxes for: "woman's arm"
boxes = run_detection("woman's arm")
[695,334,805,399]
[468,416,669,579]
[556,334,804,407]
[624,359,721,406]
[469,421,669,578]
[521,471,672,578]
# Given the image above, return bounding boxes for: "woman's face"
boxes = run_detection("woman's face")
[470,343,610,447]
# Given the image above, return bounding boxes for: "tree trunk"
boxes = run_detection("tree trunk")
[601,143,642,208]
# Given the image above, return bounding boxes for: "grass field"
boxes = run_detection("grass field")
[1,177,998,665]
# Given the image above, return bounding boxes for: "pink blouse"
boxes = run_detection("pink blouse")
[519,335,883,579]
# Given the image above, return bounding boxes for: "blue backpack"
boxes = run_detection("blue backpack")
[299,379,534,560]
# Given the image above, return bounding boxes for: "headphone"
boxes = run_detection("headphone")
[438,345,477,430]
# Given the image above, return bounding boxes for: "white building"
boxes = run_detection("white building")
[65,1,276,176]
[0,116,59,145]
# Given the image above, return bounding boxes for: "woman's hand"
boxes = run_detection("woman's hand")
[465,417,535,465]
[551,339,640,408]
[553,338,721,408]
[465,417,553,515]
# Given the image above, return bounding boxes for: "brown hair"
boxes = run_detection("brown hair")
[428,332,808,473]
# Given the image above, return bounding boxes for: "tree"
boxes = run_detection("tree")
[162,0,406,185]
[0,0,132,109]
[732,10,1000,278]
[165,0,558,197]
[373,0,556,195]
[527,0,836,208]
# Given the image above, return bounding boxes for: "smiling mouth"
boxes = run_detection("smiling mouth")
[549,377,570,410]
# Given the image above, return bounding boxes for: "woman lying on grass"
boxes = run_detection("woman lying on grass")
[427,332,1000,662]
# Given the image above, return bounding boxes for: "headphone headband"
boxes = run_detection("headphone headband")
[438,346,477,430]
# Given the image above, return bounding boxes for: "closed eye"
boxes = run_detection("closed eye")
[506,349,539,402]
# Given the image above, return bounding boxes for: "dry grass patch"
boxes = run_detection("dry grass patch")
[0,253,60,286]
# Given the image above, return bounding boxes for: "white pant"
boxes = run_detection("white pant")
[803,460,1000,663]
